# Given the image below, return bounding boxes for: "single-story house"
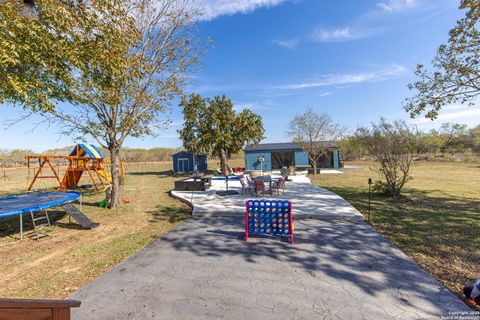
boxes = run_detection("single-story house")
[244,142,341,171]
[172,151,208,173]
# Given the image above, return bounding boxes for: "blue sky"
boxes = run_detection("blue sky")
[1,0,478,152]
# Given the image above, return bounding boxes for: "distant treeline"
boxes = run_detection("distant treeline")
[339,123,480,161]
[0,147,180,167]
[0,146,245,168]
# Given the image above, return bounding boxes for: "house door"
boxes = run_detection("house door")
[177,158,189,173]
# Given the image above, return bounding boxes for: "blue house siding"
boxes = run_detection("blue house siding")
[294,150,309,166]
[172,151,208,173]
[195,155,208,172]
[245,151,272,171]
[245,149,310,170]
[244,143,341,171]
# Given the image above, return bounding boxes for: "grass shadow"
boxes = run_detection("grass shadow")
[0,211,67,238]
[147,205,191,224]
[127,170,175,177]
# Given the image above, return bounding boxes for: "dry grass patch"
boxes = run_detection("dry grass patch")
[0,162,190,299]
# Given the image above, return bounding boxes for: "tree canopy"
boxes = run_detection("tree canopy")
[179,94,265,173]
[1,0,207,207]
[404,0,480,119]
[0,0,77,112]
[286,108,344,175]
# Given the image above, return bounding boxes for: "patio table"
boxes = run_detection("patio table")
[253,176,279,196]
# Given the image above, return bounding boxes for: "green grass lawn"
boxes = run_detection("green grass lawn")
[310,160,480,301]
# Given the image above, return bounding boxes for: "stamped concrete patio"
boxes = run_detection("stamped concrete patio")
[70,217,473,320]
[68,175,475,319]
[171,175,364,221]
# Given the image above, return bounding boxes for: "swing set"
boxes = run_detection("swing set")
[25,144,123,192]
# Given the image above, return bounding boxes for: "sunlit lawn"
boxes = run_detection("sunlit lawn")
[310,160,480,301]
[0,162,190,298]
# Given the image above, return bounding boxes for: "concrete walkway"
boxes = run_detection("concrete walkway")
[171,176,364,221]
[70,217,472,320]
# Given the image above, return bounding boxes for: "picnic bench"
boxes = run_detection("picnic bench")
[0,298,80,320]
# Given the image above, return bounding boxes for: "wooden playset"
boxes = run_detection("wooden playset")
[25,144,122,192]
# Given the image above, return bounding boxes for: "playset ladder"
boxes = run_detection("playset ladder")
[29,210,51,240]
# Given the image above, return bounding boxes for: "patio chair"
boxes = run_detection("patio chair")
[246,174,256,188]
[240,176,254,195]
[255,179,267,196]
[272,177,285,195]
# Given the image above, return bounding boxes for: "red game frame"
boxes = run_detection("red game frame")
[245,200,293,244]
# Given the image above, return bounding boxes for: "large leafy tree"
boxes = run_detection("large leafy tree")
[0,0,76,112]
[1,0,206,207]
[286,108,344,175]
[179,94,265,174]
[404,0,480,119]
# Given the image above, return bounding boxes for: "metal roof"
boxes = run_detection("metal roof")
[172,151,208,157]
[244,143,301,152]
[244,142,338,152]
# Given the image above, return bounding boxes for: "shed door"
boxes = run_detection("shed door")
[271,151,295,170]
[177,158,189,173]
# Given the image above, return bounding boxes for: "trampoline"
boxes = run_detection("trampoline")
[0,192,81,239]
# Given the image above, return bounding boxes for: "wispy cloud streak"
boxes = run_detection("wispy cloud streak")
[310,27,372,43]
[376,0,419,13]
[192,0,291,21]
[272,38,299,48]
[273,64,407,90]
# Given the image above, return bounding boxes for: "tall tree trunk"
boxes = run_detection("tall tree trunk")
[312,161,317,175]
[219,148,228,175]
[109,142,123,208]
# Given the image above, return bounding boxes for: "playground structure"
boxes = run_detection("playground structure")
[25,144,123,192]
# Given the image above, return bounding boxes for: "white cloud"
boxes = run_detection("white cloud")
[317,92,332,97]
[310,27,372,43]
[376,0,419,13]
[193,0,291,21]
[234,101,275,112]
[411,104,480,126]
[273,64,407,90]
[272,38,299,49]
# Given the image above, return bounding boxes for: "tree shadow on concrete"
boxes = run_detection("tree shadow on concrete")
[153,216,468,315]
